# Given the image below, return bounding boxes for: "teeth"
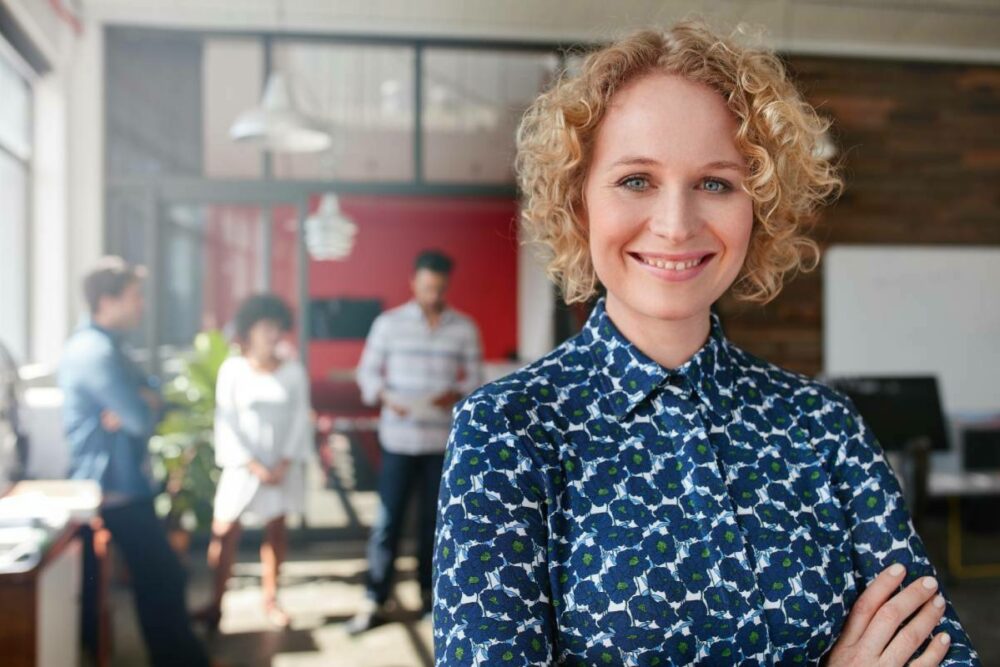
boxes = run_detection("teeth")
[639,255,705,271]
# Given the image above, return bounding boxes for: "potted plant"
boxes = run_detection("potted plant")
[149,331,232,556]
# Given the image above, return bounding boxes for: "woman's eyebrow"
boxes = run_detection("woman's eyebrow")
[608,156,746,172]
[609,155,661,168]
[702,160,746,172]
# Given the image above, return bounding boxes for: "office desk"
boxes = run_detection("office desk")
[0,481,104,667]
[0,520,81,667]
[928,471,1000,580]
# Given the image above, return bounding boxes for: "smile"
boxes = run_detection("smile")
[632,253,711,271]
[627,251,715,283]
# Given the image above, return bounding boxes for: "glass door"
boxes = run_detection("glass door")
[157,201,306,364]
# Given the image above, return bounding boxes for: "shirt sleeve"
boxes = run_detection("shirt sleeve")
[830,397,981,666]
[457,323,484,397]
[281,362,313,462]
[79,341,155,438]
[433,395,556,667]
[213,359,255,467]
[356,316,389,407]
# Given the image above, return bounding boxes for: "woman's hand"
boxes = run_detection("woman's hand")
[248,460,275,485]
[826,564,953,666]
[269,459,291,485]
[249,459,290,485]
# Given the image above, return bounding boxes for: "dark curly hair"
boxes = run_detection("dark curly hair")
[234,294,294,341]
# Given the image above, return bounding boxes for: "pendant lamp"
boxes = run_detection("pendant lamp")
[304,194,358,261]
[229,71,332,153]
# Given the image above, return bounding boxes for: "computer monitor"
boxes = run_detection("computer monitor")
[963,427,1000,471]
[823,376,950,452]
[308,298,382,340]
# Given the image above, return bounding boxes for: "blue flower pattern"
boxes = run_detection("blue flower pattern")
[433,298,979,666]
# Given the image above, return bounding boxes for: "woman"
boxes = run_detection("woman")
[197,294,312,630]
[432,21,979,666]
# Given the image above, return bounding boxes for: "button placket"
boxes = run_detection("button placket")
[656,387,773,659]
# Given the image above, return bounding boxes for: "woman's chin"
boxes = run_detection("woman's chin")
[608,285,716,324]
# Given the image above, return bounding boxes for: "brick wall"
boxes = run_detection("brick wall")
[718,56,1000,377]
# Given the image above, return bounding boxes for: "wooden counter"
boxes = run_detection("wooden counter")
[0,521,82,667]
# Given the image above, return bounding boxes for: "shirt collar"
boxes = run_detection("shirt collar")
[405,300,455,325]
[580,297,739,419]
[82,319,124,345]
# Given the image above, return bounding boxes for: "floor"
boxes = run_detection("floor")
[109,433,441,667]
[104,433,1000,666]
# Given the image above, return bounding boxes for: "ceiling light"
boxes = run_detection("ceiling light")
[304,194,358,261]
[229,71,332,153]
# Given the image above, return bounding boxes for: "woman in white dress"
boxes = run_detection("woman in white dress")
[197,294,312,630]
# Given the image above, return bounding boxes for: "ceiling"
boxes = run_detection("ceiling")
[72,0,1000,63]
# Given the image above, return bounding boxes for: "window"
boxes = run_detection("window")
[270,42,416,182]
[422,49,559,183]
[105,29,202,178]
[0,48,31,362]
[202,38,264,179]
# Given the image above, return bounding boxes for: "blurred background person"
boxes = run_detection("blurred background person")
[59,256,211,667]
[348,249,484,633]
[196,294,312,631]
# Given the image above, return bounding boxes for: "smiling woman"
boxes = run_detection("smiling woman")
[582,73,755,356]
[431,19,980,667]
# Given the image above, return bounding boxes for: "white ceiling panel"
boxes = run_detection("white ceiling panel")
[75,0,1000,62]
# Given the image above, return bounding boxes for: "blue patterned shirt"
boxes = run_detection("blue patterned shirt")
[433,298,978,666]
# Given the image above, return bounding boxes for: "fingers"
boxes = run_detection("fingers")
[909,632,953,667]
[839,563,907,645]
[859,575,940,656]
[882,592,947,665]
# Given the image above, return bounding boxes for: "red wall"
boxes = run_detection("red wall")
[307,195,519,379]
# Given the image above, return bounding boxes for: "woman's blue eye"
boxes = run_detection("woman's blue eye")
[619,176,649,191]
[702,178,730,193]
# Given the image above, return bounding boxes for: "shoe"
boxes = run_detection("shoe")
[191,603,222,633]
[345,598,384,635]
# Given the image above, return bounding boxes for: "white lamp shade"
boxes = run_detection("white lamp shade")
[304,194,358,261]
[230,71,332,153]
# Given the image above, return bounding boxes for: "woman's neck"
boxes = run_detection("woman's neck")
[604,294,711,370]
[246,350,280,372]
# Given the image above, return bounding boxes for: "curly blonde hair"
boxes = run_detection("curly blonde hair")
[516,20,843,305]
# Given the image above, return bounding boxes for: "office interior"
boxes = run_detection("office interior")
[0,1,998,665]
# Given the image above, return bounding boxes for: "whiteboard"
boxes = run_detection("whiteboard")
[824,245,1000,415]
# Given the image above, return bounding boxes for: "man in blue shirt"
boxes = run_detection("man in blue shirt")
[60,256,209,667]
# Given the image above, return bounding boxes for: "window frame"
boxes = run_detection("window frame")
[0,35,35,364]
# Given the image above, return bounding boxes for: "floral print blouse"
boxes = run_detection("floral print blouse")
[432,298,979,666]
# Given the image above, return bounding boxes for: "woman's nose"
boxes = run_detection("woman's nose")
[647,189,700,243]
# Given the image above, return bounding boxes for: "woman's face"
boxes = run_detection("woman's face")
[246,318,284,358]
[583,73,754,326]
